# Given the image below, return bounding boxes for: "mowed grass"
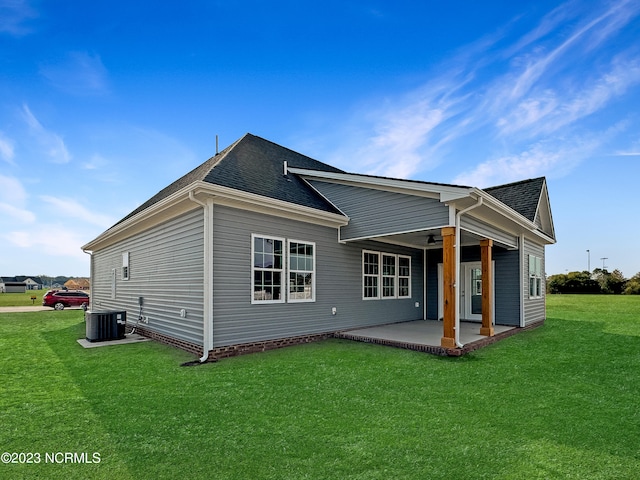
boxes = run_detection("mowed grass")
[0,291,48,307]
[1,295,639,479]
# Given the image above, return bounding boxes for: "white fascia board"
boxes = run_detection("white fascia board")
[536,182,556,240]
[528,229,556,245]
[472,188,536,229]
[297,176,350,218]
[82,186,196,251]
[82,181,348,251]
[288,167,472,202]
[471,188,556,245]
[194,182,349,227]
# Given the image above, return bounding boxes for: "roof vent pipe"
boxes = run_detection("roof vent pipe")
[283,160,288,175]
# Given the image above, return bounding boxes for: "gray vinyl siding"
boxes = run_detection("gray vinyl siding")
[493,248,521,326]
[90,208,205,345]
[523,239,546,325]
[425,245,521,326]
[534,211,543,230]
[460,215,518,249]
[308,180,449,241]
[212,205,423,348]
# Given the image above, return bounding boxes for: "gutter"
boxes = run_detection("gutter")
[454,197,483,348]
[82,248,93,309]
[188,190,214,363]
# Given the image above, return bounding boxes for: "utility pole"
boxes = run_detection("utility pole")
[600,257,608,270]
[586,249,590,272]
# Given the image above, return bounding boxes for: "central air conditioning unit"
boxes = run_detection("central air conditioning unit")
[85,310,127,342]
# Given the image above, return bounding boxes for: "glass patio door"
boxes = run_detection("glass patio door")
[465,263,483,321]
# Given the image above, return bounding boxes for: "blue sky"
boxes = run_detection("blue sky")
[1,0,639,278]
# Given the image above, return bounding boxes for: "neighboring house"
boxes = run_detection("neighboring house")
[0,277,27,293]
[15,276,44,290]
[64,278,90,290]
[82,133,556,359]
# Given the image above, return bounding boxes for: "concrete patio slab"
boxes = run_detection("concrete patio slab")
[336,320,524,356]
[77,333,150,349]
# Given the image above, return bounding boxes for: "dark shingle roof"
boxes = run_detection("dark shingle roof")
[15,276,44,284]
[484,177,545,222]
[203,133,344,211]
[116,133,344,226]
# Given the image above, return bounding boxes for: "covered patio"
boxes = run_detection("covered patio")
[335,320,525,356]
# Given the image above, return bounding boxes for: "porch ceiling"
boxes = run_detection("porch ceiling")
[356,228,509,250]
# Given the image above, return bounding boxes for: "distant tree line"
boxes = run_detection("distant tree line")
[548,269,640,295]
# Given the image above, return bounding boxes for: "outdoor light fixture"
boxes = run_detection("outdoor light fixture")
[427,234,436,245]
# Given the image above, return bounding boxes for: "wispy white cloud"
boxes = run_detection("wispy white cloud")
[4,224,89,260]
[0,132,15,164]
[21,104,71,163]
[327,69,476,178]
[503,0,637,102]
[497,54,640,137]
[0,0,37,36]
[81,153,109,170]
[39,51,110,96]
[326,0,640,183]
[452,142,583,187]
[613,151,640,156]
[453,121,627,187]
[0,174,36,222]
[40,195,116,228]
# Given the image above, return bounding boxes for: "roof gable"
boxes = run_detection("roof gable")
[484,177,555,240]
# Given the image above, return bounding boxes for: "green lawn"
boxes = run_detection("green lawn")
[0,290,47,307]
[1,295,639,479]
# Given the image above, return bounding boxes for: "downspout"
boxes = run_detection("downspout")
[454,197,483,347]
[188,190,214,363]
[519,233,525,328]
[82,248,93,310]
[423,247,427,321]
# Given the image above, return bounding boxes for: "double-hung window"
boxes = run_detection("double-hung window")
[252,235,316,303]
[252,235,285,303]
[288,240,315,302]
[363,251,380,299]
[382,254,396,298]
[363,250,411,300]
[529,254,543,298]
[398,255,411,298]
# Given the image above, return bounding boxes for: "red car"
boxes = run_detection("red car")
[42,290,90,310]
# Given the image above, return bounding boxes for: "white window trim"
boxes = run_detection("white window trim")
[362,250,412,301]
[363,250,381,300]
[381,253,397,299]
[398,254,412,299]
[529,254,543,299]
[287,239,316,303]
[251,234,286,304]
